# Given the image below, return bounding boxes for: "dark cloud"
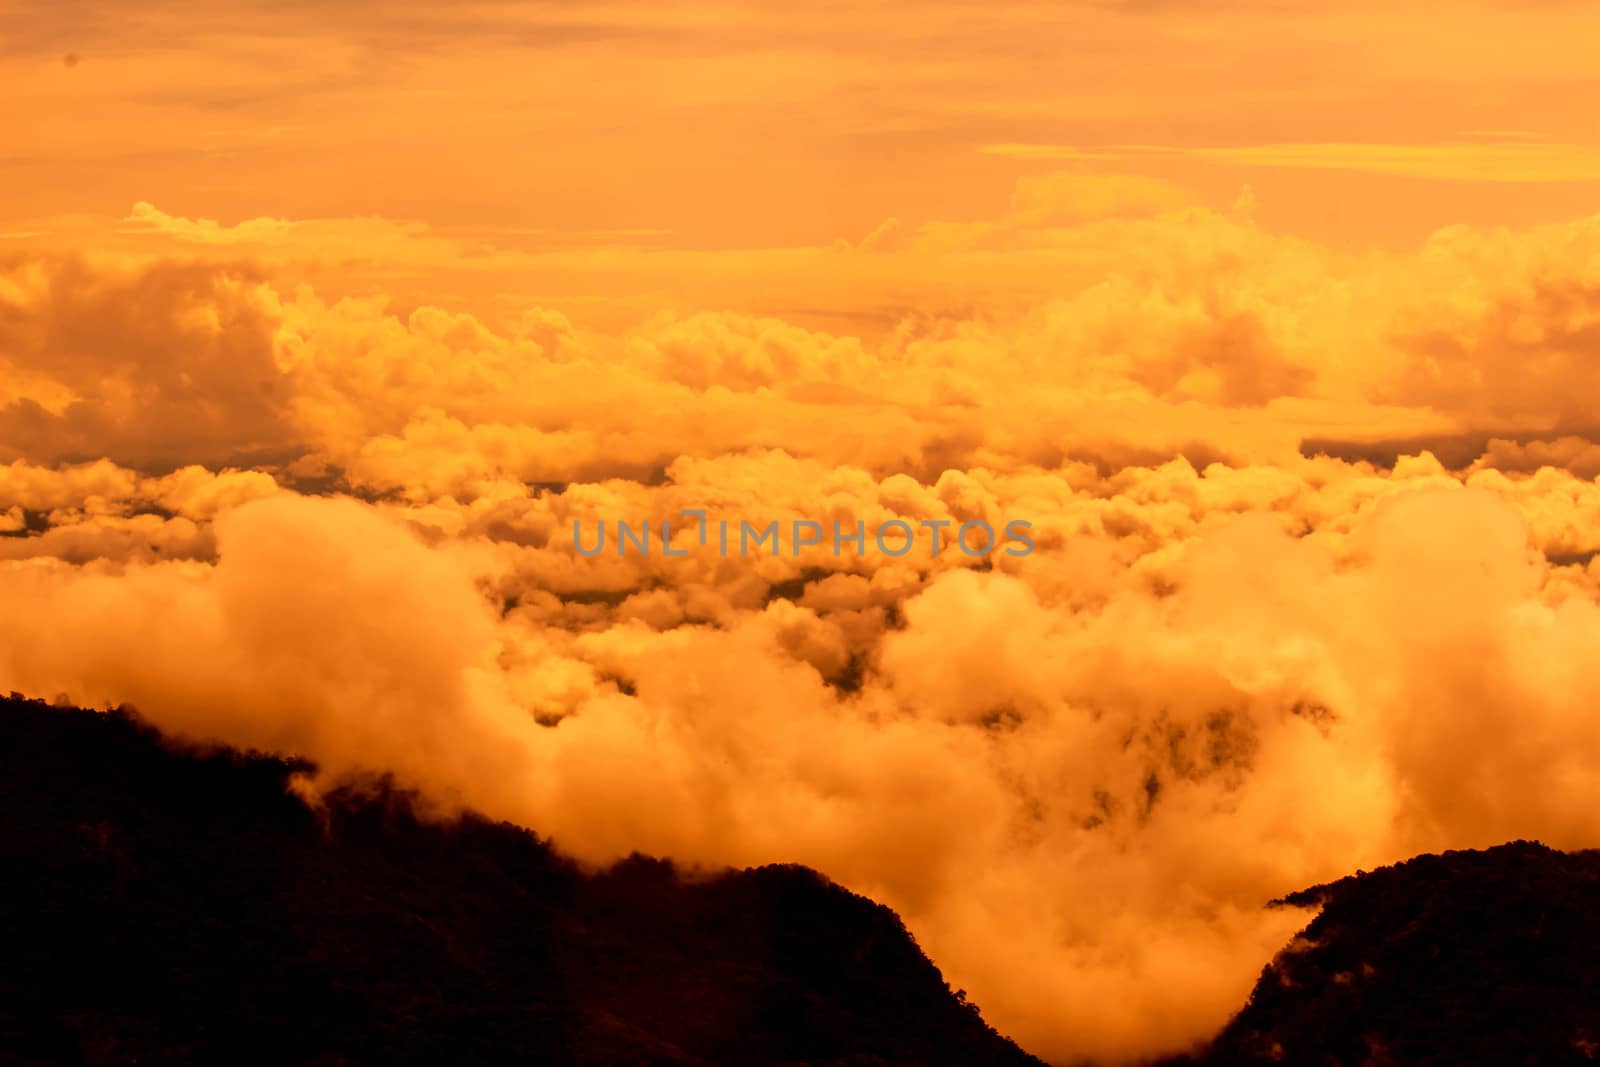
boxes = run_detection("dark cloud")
[0,256,299,471]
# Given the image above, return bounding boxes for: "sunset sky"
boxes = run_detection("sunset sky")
[5,2,1600,1063]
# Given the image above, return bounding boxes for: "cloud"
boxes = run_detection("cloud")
[124,202,300,245]
[0,256,295,470]
[11,178,1600,1066]
[985,140,1600,183]
[9,464,1600,1064]
[979,144,1117,162]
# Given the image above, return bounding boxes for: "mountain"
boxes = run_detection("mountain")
[0,694,1043,1067]
[16,689,1600,1067]
[1167,841,1600,1067]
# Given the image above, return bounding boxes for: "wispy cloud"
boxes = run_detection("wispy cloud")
[982,139,1600,182]
[975,144,1118,162]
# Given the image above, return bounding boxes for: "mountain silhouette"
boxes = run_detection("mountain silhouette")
[13,690,1600,1067]
[0,694,1043,1067]
[1166,840,1600,1066]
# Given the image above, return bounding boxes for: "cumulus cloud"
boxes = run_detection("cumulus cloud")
[8,468,1600,1064]
[0,256,295,469]
[10,184,1600,1064]
[16,184,1600,485]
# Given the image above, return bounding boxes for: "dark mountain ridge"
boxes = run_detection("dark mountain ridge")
[11,691,1600,1067]
[0,694,1042,1067]
[1166,840,1600,1066]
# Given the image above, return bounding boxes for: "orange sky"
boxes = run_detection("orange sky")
[7,0,1600,254]
[6,4,1600,1065]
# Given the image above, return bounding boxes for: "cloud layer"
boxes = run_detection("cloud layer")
[6,182,1600,1063]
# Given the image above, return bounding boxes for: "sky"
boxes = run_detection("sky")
[5,2,1600,1063]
